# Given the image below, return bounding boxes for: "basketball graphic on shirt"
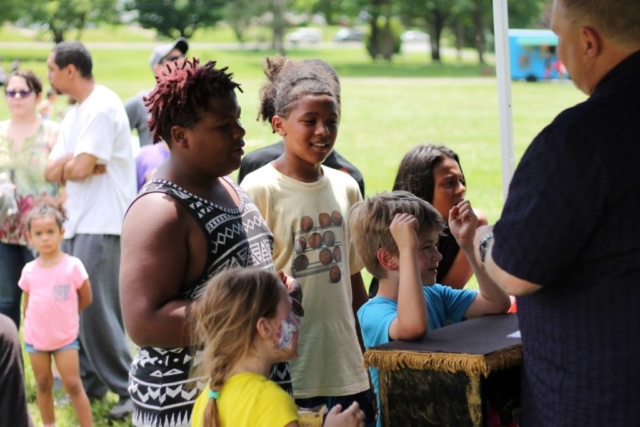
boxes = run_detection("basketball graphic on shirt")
[309,232,322,249]
[331,211,343,226]
[295,237,307,253]
[322,230,336,246]
[291,210,346,284]
[319,212,332,228]
[329,266,342,283]
[319,248,333,265]
[301,216,314,232]
[333,246,342,263]
[294,254,310,271]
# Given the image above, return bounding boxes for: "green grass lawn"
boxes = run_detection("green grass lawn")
[1,41,587,425]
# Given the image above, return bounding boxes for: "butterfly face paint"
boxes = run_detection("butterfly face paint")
[274,312,300,351]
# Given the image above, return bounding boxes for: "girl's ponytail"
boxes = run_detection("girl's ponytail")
[203,390,220,427]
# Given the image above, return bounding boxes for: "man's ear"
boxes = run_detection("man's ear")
[376,248,398,271]
[581,26,602,58]
[272,115,286,137]
[66,64,78,79]
[170,126,189,148]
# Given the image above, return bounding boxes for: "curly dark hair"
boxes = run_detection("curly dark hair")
[25,197,67,232]
[145,58,243,145]
[256,56,339,131]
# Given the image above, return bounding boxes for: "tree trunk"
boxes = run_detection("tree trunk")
[381,16,394,61]
[473,0,485,64]
[318,0,335,25]
[52,27,65,44]
[367,14,380,59]
[429,12,446,63]
[456,20,464,61]
[75,14,87,41]
[271,0,286,55]
[232,18,247,44]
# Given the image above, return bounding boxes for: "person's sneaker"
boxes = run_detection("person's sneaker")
[108,397,134,421]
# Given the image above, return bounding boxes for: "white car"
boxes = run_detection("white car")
[401,30,430,43]
[285,28,323,44]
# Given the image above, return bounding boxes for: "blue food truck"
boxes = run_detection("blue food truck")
[509,29,566,81]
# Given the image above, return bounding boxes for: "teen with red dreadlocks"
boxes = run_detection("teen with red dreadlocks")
[119,58,298,427]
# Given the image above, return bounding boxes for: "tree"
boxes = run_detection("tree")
[25,0,119,43]
[126,0,227,39]
[398,0,455,62]
[449,0,548,64]
[223,0,256,43]
[0,0,23,25]
[508,0,548,29]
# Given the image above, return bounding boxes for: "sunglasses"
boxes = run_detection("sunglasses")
[161,54,186,64]
[5,89,33,98]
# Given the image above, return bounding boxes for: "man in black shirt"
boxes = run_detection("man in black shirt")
[473,1,640,425]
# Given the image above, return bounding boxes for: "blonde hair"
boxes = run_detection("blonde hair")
[190,268,282,426]
[349,191,446,279]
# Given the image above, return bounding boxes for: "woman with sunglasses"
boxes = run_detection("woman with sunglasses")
[0,70,60,328]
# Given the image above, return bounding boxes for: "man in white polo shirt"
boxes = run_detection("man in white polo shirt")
[45,41,136,421]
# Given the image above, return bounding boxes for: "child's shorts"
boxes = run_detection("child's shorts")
[24,339,80,355]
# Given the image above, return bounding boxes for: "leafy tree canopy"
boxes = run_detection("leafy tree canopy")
[126,0,227,39]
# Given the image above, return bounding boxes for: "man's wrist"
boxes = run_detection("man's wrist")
[479,232,494,264]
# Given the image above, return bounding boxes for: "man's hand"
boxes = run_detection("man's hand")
[449,200,478,250]
[277,270,304,317]
[93,164,107,175]
[389,213,419,253]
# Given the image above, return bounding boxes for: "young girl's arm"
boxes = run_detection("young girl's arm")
[78,279,92,311]
[449,202,510,318]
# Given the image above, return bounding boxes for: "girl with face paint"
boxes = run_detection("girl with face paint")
[190,267,366,427]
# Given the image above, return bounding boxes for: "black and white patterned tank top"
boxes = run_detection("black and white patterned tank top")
[128,177,292,427]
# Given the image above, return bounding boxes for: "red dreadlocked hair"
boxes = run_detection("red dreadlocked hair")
[145,58,243,145]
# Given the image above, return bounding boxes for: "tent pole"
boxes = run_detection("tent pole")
[492,0,515,200]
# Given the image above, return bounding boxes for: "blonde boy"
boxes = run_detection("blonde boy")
[351,191,510,426]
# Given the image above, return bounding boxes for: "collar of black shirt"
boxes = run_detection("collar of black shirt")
[594,49,640,96]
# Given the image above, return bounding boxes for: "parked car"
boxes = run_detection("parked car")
[401,30,430,43]
[334,28,365,42]
[285,28,323,44]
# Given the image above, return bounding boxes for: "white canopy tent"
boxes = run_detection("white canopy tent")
[492,0,516,200]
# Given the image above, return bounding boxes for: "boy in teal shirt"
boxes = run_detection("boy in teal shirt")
[351,191,510,426]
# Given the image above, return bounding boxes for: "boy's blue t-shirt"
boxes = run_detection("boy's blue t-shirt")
[357,284,477,427]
